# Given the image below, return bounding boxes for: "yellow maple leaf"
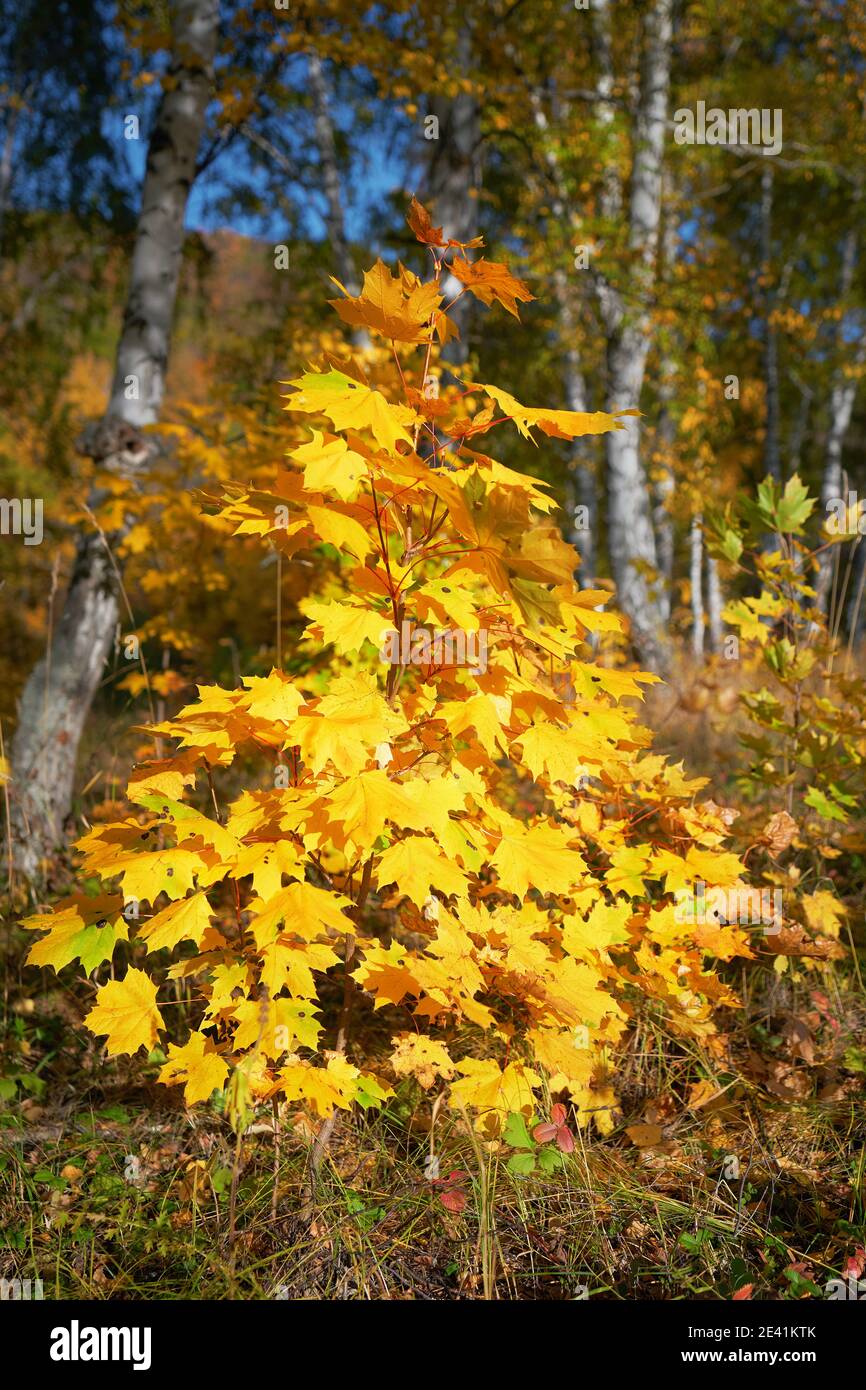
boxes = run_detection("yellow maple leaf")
[292,430,367,500]
[248,881,353,947]
[449,257,535,318]
[467,381,629,441]
[301,598,389,655]
[390,1034,455,1089]
[24,894,127,973]
[604,844,652,897]
[285,368,418,453]
[159,1031,229,1105]
[85,968,164,1056]
[108,845,215,903]
[528,1026,595,1094]
[449,1058,542,1127]
[287,673,407,777]
[307,503,375,560]
[329,259,441,342]
[540,956,613,1030]
[801,889,846,939]
[377,835,468,908]
[229,839,304,900]
[203,961,250,1019]
[259,937,340,1000]
[439,693,509,757]
[514,720,599,785]
[491,821,585,900]
[127,749,201,801]
[139,892,214,952]
[321,769,463,854]
[238,671,306,724]
[231,996,321,1054]
[414,574,481,631]
[352,939,420,1007]
[561,899,632,960]
[684,846,746,886]
[272,1053,360,1115]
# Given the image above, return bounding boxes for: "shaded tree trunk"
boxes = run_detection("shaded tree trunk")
[307,48,369,352]
[0,88,27,256]
[308,49,357,296]
[558,304,597,582]
[424,25,480,364]
[10,0,218,879]
[654,183,680,619]
[787,371,813,477]
[760,165,782,484]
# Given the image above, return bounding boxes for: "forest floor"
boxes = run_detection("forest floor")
[2,950,864,1301]
[2,674,865,1302]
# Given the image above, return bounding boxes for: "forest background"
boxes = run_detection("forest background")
[1,0,865,1303]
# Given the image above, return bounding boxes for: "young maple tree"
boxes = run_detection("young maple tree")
[25,201,756,1137]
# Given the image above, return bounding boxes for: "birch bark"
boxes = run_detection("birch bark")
[595,0,674,668]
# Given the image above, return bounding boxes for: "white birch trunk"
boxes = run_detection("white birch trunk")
[307,50,358,296]
[706,552,723,654]
[598,0,673,669]
[690,515,705,659]
[817,227,863,610]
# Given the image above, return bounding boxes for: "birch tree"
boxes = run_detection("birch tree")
[816,224,866,611]
[594,0,674,669]
[689,514,704,658]
[10,0,219,878]
[308,49,358,296]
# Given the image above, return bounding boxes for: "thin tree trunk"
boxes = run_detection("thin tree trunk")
[845,538,866,648]
[690,514,705,659]
[597,0,673,670]
[787,371,813,477]
[10,0,218,879]
[653,181,679,619]
[653,424,675,615]
[559,313,596,581]
[0,91,26,255]
[706,551,723,654]
[817,225,864,609]
[592,0,622,225]
[760,165,782,484]
[520,66,598,578]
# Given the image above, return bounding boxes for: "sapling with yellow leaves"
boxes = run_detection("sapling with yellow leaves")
[25,202,756,1139]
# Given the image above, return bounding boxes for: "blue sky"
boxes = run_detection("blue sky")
[108,92,411,247]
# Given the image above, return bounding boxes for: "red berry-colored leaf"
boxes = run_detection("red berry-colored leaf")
[556,1125,575,1154]
[532,1121,559,1144]
[440,1188,467,1213]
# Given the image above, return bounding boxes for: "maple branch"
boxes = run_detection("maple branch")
[308,855,375,1185]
